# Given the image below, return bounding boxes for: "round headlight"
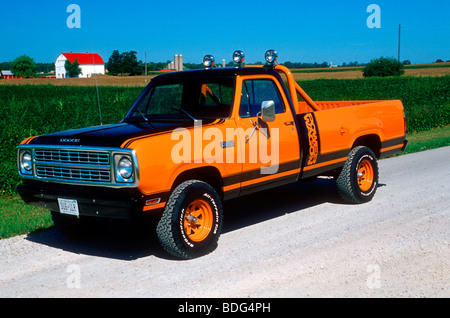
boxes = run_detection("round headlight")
[203,55,215,68]
[118,157,133,179]
[265,49,278,65]
[232,50,245,65]
[22,152,32,172]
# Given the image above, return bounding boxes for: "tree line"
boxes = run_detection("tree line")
[2,52,449,78]
[0,58,54,76]
[107,50,143,75]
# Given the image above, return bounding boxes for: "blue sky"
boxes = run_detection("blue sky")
[1,0,449,65]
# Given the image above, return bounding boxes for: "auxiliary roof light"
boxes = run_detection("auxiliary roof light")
[203,55,215,69]
[265,49,278,65]
[232,50,245,66]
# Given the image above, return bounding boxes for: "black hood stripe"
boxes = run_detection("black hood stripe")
[29,119,223,148]
[29,122,192,148]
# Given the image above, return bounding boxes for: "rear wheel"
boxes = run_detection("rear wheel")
[336,146,379,204]
[156,180,223,259]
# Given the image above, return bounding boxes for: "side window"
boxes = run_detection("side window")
[239,79,285,118]
[198,83,233,106]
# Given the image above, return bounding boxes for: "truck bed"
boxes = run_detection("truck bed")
[296,100,383,113]
[296,98,406,178]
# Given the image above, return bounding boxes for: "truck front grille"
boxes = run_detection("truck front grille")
[35,149,109,165]
[36,166,111,183]
[18,145,139,188]
[33,148,111,183]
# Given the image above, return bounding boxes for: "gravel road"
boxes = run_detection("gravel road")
[1,147,449,298]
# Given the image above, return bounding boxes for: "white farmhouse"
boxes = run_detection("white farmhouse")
[55,52,105,78]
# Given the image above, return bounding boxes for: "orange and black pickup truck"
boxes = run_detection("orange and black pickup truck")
[17,50,407,259]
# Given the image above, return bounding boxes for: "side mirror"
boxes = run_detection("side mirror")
[261,100,275,122]
[245,100,275,143]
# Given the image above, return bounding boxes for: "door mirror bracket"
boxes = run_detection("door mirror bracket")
[245,100,275,143]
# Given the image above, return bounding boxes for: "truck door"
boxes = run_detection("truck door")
[236,76,300,195]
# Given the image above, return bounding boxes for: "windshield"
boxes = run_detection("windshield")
[124,77,235,121]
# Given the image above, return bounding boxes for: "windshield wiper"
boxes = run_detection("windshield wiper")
[136,108,148,122]
[180,108,199,122]
[134,108,155,128]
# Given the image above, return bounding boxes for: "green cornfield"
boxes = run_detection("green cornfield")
[0,85,142,194]
[1,76,449,194]
[300,76,449,132]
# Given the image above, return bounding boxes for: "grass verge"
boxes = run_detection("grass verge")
[1,127,449,239]
[0,195,52,239]
[402,126,450,154]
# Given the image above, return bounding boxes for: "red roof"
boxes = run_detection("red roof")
[62,52,104,65]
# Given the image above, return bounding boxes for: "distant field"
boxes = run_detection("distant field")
[292,63,450,80]
[1,63,450,86]
[0,74,157,87]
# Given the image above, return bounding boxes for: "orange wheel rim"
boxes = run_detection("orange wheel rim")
[183,199,213,242]
[357,159,374,192]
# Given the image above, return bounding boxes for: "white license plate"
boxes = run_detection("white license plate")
[57,198,79,216]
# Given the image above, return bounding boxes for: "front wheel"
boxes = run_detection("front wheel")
[336,146,379,204]
[156,180,223,259]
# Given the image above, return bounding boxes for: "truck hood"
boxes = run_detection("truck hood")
[27,121,192,148]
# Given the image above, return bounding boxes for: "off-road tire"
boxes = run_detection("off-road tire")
[336,146,379,204]
[156,180,223,259]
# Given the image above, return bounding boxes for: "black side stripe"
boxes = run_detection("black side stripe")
[223,160,301,187]
[381,135,407,149]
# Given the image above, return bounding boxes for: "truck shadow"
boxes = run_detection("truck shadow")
[223,178,341,233]
[224,180,387,233]
[25,178,350,261]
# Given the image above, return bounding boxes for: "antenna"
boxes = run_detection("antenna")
[90,41,103,125]
[94,70,102,125]
[398,24,401,62]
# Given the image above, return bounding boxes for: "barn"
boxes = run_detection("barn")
[55,52,105,78]
[1,70,16,79]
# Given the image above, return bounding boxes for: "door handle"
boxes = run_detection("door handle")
[284,121,294,126]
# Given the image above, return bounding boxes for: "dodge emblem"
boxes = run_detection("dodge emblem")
[60,138,80,143]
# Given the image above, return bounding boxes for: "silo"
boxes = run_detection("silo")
[179,54,182,70]
[174,54,179,72]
